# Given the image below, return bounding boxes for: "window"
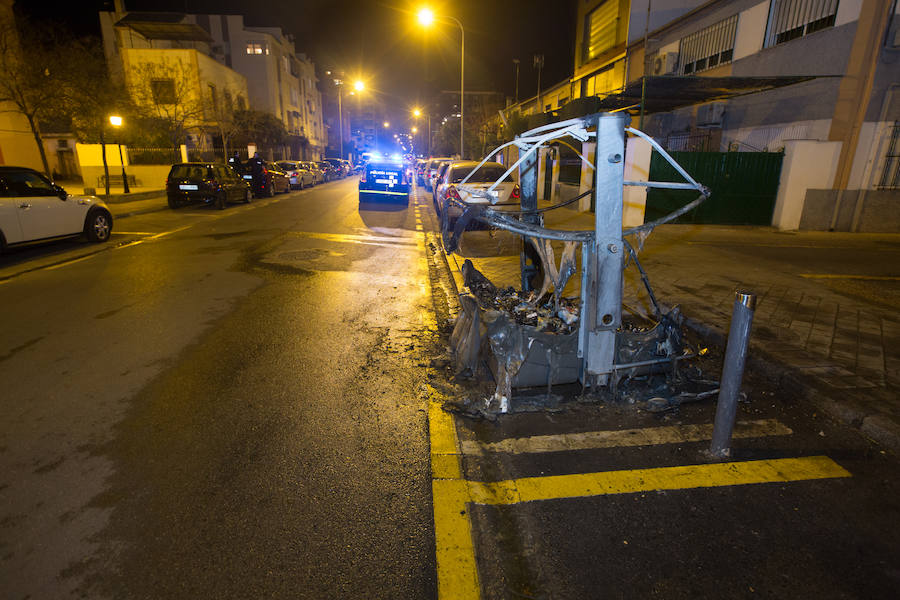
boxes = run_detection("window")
[246,41,267,55]
[584,62,624,97]
[208,84,218,113]
[681,15,738,75]
[150,79,175,104]
[583,0,619,62]
[764,0,839,47]
[877,122,900,190]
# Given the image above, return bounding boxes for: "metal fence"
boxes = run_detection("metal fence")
[665,132,712,152]
[877,122,900,190]
[127,147,182,165]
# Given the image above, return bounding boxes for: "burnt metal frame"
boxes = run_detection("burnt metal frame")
[448,112,709,385]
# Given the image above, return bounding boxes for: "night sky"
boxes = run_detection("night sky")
[17,0,577,111]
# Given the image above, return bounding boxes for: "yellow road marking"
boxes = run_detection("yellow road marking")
[43,254,98,270]
[467,456,850,505]
[113,231,156,235]
[429,400,480,599]
[460,419,792,455]
[287,231,418,245]
[799,273,900,281]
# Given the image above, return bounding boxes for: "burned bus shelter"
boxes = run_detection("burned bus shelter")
[444,112,711,413]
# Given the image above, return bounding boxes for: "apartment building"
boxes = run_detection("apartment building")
[100,2,325,160]
[204,17,325,159]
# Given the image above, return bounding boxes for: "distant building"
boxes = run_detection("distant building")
[100,1,325,160]
[203,16,326,159]
[100,4,250,156]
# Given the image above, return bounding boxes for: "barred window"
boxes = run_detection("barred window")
[583,0,619,62]
[681,15,738,75]
[877,122,900,190]
[764,0,839,47]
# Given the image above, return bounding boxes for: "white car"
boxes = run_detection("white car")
[0,167,112,250]
[276,161,315,190]
[435,161,520,228]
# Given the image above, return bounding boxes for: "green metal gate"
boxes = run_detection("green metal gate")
[644,151,784,225]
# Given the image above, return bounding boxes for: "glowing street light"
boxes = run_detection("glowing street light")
[411,126,418,134]
[107,114,129,194]
[417,7,465,158]
[353,80,365,92]
[412,107,422,118]
[417,7,434,26]
[383,121,390,128]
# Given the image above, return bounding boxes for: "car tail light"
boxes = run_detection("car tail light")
[447,186,461,201]
[511,184,521,200]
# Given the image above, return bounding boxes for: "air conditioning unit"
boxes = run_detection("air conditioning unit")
[696,101,726,128]
[651,52,678,76]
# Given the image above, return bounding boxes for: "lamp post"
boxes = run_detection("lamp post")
[108,115,130,194]
[334,78,345,160]
[412,106,432,156]
[513,58,520,104]
[418,7,465,159]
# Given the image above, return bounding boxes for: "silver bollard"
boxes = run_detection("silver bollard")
[710,291,757,458]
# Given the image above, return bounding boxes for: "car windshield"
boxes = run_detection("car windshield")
[170,165,210,179]
[450,165,514,184]
[277,162,297,169]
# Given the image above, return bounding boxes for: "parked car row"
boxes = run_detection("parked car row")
[166,157,356,210]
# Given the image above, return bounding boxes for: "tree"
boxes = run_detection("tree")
[231,110,289,157]
[0,19,69,177]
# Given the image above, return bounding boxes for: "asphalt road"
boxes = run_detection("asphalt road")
[0,179,439,598]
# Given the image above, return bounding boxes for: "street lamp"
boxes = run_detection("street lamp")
[108,115,130,194]
[417,7,465,158]
[354,80,365,92]
[333,77,346,160]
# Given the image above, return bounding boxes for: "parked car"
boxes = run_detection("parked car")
[324,158,347,177]
[317,161,340,182]
[432,161,452,207]
[416,159,428,185]
[276,161,315,190]
[302,161,326,185]
[434,161,520,228]
[238,160,291,197]
[0,166,113,250]
[166,162,252,209]
[341,160,354,176]
[425,157,453,191]
[358,159,410,204]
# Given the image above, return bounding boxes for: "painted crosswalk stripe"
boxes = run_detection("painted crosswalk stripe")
[460,419,792,455]
[467,456,851,505]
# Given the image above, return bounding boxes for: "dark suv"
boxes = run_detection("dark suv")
[166,163,251,209]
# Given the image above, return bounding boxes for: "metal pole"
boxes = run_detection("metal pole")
[100,130,110,198]
[454,18,464,159]
[338,84,344,160]
[117,142,130,193]
[710,291,757,457]
[513,58,520,104]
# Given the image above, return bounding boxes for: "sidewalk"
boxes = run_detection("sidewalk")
[443,203,900,453]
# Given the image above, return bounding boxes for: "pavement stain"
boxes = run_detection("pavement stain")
[33,456,66,474]
[0,336,43,364]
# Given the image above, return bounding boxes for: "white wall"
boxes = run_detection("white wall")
[623,138,652,227]
[772,140,842,230]
[733,1,769,61]
[836,0,864,27]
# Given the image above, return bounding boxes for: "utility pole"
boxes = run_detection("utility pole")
[513,58,520,104]
[534,54,544,112]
